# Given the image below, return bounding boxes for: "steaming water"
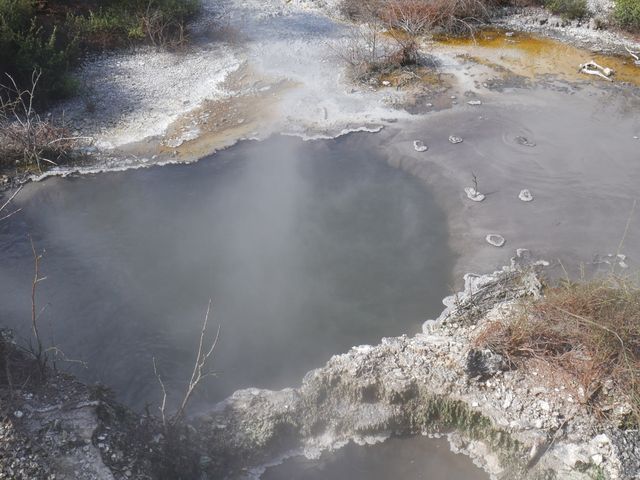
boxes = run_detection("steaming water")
[262,436,487,480]
[0,134,454,409]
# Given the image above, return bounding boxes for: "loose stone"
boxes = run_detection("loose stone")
[464,187,485,202]
[486,234,506,247]
[519,189,534,202]
[467,100,482,106]
[449,135,463,144]
[413,140,428,152]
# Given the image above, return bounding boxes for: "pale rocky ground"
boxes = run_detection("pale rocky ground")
[199,260,640,479]
[10,0,640,477]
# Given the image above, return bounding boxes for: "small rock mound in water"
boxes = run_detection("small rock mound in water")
[515,136,536,147]
[518,189,534,202]
[464,187,485,202]
[467,100,482,106]
[486,234,506,247]
[449,135,463,144]
[413,140,428,152]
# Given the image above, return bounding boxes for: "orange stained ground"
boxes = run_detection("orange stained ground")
[436,29,640,86]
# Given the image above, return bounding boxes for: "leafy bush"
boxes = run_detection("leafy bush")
[545,0,589,19]
[0,0,201,105]
[69,0,200,48]
[0,1,77,103]
[614,0,640,31]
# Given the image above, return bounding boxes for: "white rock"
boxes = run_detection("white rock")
[519,189,534,202]
[13,410,23,419]
[486,234,505,247]
[591,454,604,466]
[593,434,611,447]
[467,100,482,106]
[464,187,485,202]
[449,135,463,144]
[382,80,391,86]
[413,140,428,152]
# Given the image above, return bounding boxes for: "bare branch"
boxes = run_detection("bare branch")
[172,299,220,426]
[29,236,46,376]
[153,357,168,428]
[0,70,80,171]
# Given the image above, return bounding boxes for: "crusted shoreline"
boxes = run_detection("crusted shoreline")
[3,256,639,479]
[195,257,640,480]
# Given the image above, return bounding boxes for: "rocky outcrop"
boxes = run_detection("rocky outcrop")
[197,261,640,479]
[3,260,640,479]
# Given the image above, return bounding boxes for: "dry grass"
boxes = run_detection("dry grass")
[474,275,640,425]
[381,0,491,35]
[341,0,494,35]
[0,71,86,173]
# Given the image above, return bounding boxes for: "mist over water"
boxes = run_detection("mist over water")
[262,436,487,479]
[0,134,453,409]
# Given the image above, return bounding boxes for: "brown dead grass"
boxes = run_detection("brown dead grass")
[474,275,640,425]
[341,0,495,35]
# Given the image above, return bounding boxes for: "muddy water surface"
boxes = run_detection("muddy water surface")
[262,436,487,480]
[0,134,454,410]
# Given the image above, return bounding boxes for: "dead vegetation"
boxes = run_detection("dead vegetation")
[474,274,640,426]
[340,0,493,35]
[330,20,422,83]
[334,0,494,86]
[0,70,88,173]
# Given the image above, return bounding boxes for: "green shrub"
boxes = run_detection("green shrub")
[614,0,640,31]
[0,0,201,105]
[0,1,77,103]
[545,0,589,19]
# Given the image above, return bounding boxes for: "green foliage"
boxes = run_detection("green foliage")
[545,0,589,19]
[0,1,77,103]
[614,0,640,31]
[0,0,201,105]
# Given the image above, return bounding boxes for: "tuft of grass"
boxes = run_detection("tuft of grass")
[545,0,589,19]
[614,0,640,32]
[475,274,640,426]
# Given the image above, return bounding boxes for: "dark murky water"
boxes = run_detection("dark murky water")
[0,134,453,410]
[262,436,487,480]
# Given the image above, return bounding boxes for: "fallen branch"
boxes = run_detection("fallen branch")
[579,61,614,81]
[624,46,640,65]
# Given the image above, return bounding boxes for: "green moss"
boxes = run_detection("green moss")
[410,395,528,474]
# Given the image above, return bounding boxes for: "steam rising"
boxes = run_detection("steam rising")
[0,134,452,408]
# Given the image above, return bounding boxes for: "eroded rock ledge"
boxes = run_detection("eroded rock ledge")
[197,261,640,479]
[3,260,640,479]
